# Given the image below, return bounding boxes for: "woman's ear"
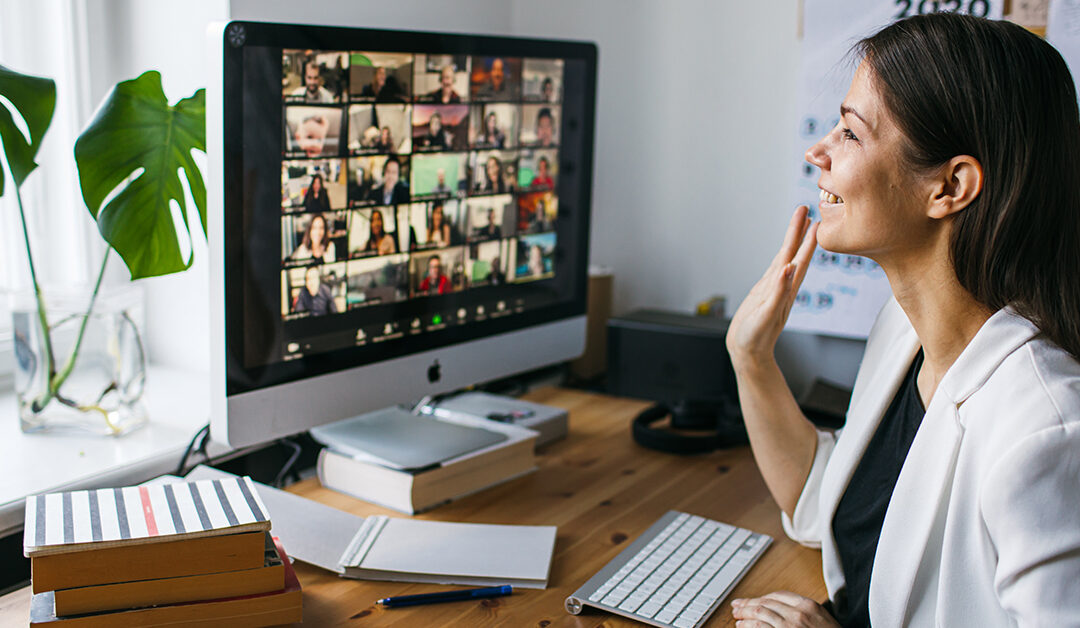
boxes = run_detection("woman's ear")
[929,155,983,219]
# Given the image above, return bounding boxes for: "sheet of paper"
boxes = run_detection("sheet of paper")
[788,0,1002,339]
[360,517,556,581]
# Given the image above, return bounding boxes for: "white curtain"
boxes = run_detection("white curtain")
[0,0,110,383]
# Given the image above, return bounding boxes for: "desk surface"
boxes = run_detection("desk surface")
[0,388,825,627]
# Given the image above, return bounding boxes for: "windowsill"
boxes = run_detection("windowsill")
[0,365,225,537]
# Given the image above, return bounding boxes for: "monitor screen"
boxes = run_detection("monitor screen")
[210,21,596,445]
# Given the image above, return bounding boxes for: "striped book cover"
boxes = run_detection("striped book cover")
[24,477,271,558]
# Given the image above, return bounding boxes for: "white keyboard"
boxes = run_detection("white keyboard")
[565,510,771,628]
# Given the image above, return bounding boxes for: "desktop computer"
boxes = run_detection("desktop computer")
[205,21,597,449]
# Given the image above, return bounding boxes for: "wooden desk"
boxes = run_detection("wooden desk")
[0,388,825,626]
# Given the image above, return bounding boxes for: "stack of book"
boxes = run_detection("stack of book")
[318,413,539,514]
[23,476,303,627]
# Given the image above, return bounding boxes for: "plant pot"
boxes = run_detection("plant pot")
[10,285,147,436]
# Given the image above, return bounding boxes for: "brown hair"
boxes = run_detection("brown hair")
[858,13,1080,358]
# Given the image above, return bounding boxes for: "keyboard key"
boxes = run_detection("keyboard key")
[656,608,679,624]
[638,601,664,618]
[673,616,698,628]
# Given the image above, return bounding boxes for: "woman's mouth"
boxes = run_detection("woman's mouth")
[819,188,844,204]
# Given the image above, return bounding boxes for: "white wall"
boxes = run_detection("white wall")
[88,0,865,392]
[80,0,229,373]
[512,1,865,393]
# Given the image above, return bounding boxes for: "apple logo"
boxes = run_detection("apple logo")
[427,359,441,383]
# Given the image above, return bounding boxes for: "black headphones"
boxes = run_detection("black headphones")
[632,399,747,454]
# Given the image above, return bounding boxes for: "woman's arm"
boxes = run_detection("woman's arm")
[726,207,821,517]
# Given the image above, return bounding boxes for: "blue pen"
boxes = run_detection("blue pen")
[376,585,513,608]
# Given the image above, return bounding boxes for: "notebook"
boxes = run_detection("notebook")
[23,476,271,557]
[182,465,558,589]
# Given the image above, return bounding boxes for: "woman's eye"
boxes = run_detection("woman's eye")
[841,128,859,141]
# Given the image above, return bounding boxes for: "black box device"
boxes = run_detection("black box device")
[606,309,744,453]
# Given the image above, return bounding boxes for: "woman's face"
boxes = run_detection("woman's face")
[538,159,549,176]
[311,176,322,193]
[380,127,390,142]
[310,216,326,244]
[486,113,497,133]
[804,63,935,262]
[486,158,499,182]
[432,205,444,226]
[430,115,442,133]
[371,210,384,234]
[384,161,400,188]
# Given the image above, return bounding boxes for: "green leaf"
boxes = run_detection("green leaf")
[0,65,56,195]
[75,71,206,280]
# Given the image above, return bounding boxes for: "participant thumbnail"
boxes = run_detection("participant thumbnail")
[468,150,518,195]
[411,152,468,199]
[283,50,349,103]
[348,207,402,258]
[345,254,410,310]
[350,52,413,102]
[281,159,347,213]
[465,195,515,242]
[347,104,412,154]
[517,149,558,191]
[470,57,522,102]
[517,191,557,234]
[285,106,344,158]
[468,103,519,149]
[282,211,348,266]
[403,199,464,250]
[512,232,556,282]
[520,105,559,148]
[411,247,466,296]
[414,54,470,104]
[412,105,470,152]
[466,239,509,287]
[348,155,411,207]
[282,262,347,318]
[522,58,563,103]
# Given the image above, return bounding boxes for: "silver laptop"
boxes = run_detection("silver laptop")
[309,406,507,470]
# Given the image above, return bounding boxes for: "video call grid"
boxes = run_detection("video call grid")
[278,50,564,320]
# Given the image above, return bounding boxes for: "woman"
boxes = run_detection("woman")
[479,111,506,148]
[477,155,506,193]
[376,126,396,154]
[727,14,1080,627]
[530,156,554,189]
[425,202,452,248]
[527,244,544,277]
[303,173,331,213]
[291,213,336,263]
[363,208,396,256]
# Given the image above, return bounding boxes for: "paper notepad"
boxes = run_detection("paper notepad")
[182,465,557,589]
[339,515,557,589]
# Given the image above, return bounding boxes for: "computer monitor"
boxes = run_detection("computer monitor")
[206,21,597,449]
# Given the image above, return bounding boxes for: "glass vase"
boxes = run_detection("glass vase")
[10,285,148,436]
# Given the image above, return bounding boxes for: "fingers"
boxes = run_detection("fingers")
[790,221,818,290]
[772,206,811,269]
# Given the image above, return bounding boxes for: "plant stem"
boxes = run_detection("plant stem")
[48,249,109,394]
[13,183,58,412]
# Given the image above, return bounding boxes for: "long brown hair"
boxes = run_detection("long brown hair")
[858,13,1080,359]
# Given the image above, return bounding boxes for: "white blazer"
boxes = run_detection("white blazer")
[783,298,1080,627]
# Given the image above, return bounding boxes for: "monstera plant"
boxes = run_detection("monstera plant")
[0,65,205,432]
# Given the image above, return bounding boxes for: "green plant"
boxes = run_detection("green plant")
[0,65,206,430]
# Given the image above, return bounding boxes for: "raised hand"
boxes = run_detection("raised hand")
[726,206,818,366]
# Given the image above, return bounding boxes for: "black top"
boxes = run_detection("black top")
[831,349,925,628]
